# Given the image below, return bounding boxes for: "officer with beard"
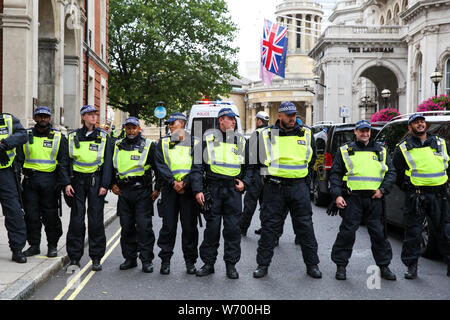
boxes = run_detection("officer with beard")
[16,107,70,258]
[112,117,160,273]
[393,113,450,279]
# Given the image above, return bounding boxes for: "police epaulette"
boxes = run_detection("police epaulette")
[138,140,146,153]
[297,127,305,138]
[48,131,55,139]
[28,130,34,144]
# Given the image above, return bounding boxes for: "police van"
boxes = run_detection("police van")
[187,100,242,138]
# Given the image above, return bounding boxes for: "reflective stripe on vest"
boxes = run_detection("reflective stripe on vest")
[0,115,16,169]
[113,138,152,178]
[399,138,449,186]
[340,144,387,190]
[205,133,244,177]
[161,137,194,181]
[261,127,312,178]
[23,131,61,172]
[69,131,107,173]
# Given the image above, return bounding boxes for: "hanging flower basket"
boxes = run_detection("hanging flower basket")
[370,108,401,123]
[417,94,450,112]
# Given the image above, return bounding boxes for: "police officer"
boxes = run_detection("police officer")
[329,120,397,281]
[240,111,269,236]
[253,101,321,279]
[393,113,450,278]
[16,107,70,258]
[0,113,28,263]
[111,117,159,273]
[191,107,252,279]
[155,113,199,275]
[65,105,113,271]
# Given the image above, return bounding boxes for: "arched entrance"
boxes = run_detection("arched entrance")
[360,66,399,110]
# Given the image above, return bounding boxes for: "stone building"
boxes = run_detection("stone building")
[244,0,324,130]
[309,0,450,123]
[0,0,109,130]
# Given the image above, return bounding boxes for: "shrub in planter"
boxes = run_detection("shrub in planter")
[417,94,450,112]
[370,108,401,123]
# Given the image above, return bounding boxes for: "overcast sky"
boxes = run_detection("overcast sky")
[225,0,336,79]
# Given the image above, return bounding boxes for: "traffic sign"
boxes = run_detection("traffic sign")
[339,106,351,118]
[154,106,166,119]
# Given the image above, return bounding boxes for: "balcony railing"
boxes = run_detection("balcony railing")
[276,1,322,12]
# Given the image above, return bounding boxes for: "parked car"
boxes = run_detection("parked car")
[374,111,450,257]
[310,122,384,206]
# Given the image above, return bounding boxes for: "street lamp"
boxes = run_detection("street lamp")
[304,84,315,95]
[381,88,391,109]
[361,95,370,112]
[313,75,326,88]
[430,67,443,96]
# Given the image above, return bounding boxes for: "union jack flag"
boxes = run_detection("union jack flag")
[261,19,288,78]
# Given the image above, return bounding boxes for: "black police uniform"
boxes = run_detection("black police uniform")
[191,130,252,271]
[113,133,159,268]
[254,120,320,270]
[393,135,450,269]
[329,140,396,269]
[15,125,70,253]
[154,133,199,270]
[66,126,113,263]
[0,114,28,260]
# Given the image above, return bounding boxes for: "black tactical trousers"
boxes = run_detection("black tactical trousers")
[199,184,242,265]
[118,184,155,263]
[240,175,264,231]
[23,171,62,247]
[256,180,319,267]
[66,172,106,261]
[401,190,450,266]
[331,195,393,267]
[0,168,26,252]
[157,188,198,264]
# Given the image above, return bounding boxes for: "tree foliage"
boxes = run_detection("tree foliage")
[108,0,239,122]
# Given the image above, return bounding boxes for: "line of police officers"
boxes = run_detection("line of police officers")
[0,102,448,280]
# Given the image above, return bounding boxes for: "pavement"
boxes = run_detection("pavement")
[0,192,118,300]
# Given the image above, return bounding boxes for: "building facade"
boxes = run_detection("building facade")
[244,0,323,130]
[309,0,450,123]
[0,0,109,131]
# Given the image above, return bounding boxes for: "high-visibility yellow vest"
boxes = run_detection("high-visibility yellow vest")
[205,133,245,177]
[399,137,449,186]
[0,114,16,169]
[113,138,153,179]
[161,136,196,181]
[68,130,107,173]
[23,130,61,172]
[340,144,388,190]
[261,127,312,178]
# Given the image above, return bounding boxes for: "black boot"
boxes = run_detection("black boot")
[253,265,268,278]
[47,244,58,258]
[160,261,170,275]
[12,251,27,263]
[404,263,418,280]
[142,262,154,273]
[335,265,346,280]
[24,245,40,257]
[120,259,137,270]
[240,228,248,237]
[306,265,322,279]
[254,228,262,235]
[380,266,396,281]
[186,263,197,275]
[196,264,215,277]
[92,259,102,271]
[69,259,80,267]
[226,263,239,279]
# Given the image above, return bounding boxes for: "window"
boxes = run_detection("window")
[296,15,301,49]
[445,58,450,95]
[417,56,422,105]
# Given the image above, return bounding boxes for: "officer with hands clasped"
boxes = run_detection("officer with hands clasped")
[329,120,397,281]
[111,117,159,273]
[253,101,322,279]
[16,106,70,258]
[393,113,450,278]
[155,113,199,275]
[65,105,113,271]
[0,112,28,263]
[191,107,252,279]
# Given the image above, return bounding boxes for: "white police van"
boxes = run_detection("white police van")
[187,100,242,138]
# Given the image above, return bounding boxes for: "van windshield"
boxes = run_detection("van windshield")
[192,117,217,137]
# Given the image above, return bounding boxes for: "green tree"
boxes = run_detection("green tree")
[108,0,239,122]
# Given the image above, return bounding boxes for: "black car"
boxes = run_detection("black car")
[374,112,450,257]
[310,122,384,206]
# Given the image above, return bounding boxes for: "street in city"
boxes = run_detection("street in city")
[26,201,450,301]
